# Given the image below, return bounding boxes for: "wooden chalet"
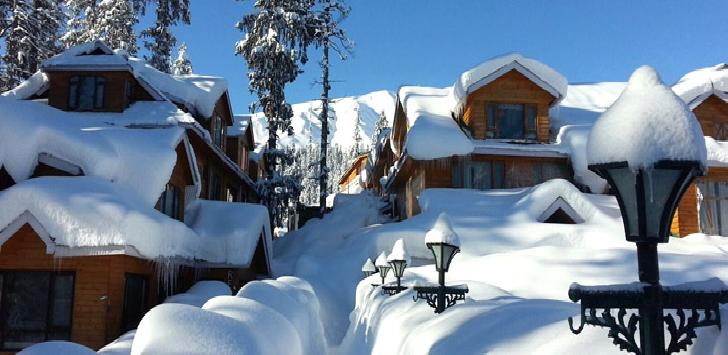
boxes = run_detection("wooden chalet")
[0,41,270,352]
[671,64,728,237]
[375,54,573,218]
[338,154,369,193]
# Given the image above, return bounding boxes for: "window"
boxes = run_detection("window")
[157,184,181,220]
[121,274,147,332]
[453,161,505,190]
[212,115,224,148]
[226,185,239,202]
[68,76,105,111]
[486,103,538,140]
[124,80,133,107]
[0,271,75,351]
[715,122,728,141]
[697,181,728,237]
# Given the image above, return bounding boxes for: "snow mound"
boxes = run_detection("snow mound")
[186,200,271,268]
[387,238,411,263]
[516,179,597,222]
[672,63,728,109]
[453,53,568,115]
[587,66,707,169]
[425,213,461,246]
[131,303,268,355]
[398,86,474,159]
[164,281,232,307]
[18,341,96,355]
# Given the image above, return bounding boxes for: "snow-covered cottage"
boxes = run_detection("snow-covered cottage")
[380,54,573,218]
[0,41,271,351]
[338,153,369,193]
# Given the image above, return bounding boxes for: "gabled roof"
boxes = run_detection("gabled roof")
[453,53,568,115]
[338,154,368,185]
[537,197,585,224]
[672,63,728,109]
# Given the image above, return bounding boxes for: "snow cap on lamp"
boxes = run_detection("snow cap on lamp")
[587,65,707,170]
[362,258,376,272]
[375,251,389,267]
[387,239,411,264]
[425,213,461,247]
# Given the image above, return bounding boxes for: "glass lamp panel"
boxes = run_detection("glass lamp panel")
[379,266,390,278]
[642,168,683,241]
[429,243,444,271]
[608,167,640,240]
[442,244,459,272]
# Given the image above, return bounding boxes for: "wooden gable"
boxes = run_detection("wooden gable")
[692,95,728,140]
[462,69,556,142]
[391,98,408,158]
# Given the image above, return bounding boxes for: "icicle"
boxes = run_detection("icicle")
[155,256,182,296]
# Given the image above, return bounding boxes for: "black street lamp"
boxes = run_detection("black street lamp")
[362,258,376,278]
[375,251,390,286]
[413,213,468,313]
[568,66,728,355]
[383,239,409,295]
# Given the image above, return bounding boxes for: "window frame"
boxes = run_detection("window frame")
[453,159,505,190]
[212,115,225,148]
[158,183,181,220]
[67,75,106,111]
[0,271,76,351]
[485,102,538,140]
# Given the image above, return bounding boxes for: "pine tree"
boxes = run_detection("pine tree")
[94,0,138,54]
[3,0,64,87]
[62,0,99,47]
[142,0,190,73]
[352,106,362,154]
[311,0,352,213]
[237,0,317,223]
[0,0,14,91]
[171,42,192,75]
[371,110,387,147]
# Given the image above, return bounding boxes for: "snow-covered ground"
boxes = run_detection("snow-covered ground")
[271,182,728,355]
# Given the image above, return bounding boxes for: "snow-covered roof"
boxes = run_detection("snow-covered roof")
[453,53,568,115]
[587,66,707,170]
[185,200,272,269]
[398,86,474,159]
[672,63,728,109]
[228,114,252,137]
[11,41,229,119]
[0,97,193,205]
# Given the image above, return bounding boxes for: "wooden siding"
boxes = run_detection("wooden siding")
[0,224,157,351]
[462,70,555,142]
[338,155,368,192]
[47,71,153,112]
[672,167,728,237]
[693,95,728,138]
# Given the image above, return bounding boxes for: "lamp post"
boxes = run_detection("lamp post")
[362,258,376,278]
[413,213,468,313]
[567,66,728,355]
[383,239,410,295]
[375,251,390,286]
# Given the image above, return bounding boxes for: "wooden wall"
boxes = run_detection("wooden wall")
[693,95,728,138]
[47,71,153,112]
[0,224,157,351]
[672,167,728,237]
[462,70,555,142]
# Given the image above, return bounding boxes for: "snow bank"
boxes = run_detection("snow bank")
[673,63,728,109]
[453,53,568,115]
[424,213,461,246]
[588,66,707,169]
[186,200,271,267]
[18,341,96,355]
[515,179,597,222]
[398,86,474,159]
[0,96,191,205]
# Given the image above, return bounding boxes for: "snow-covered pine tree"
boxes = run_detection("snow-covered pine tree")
[142,0,190,73]
[352,106,363,154]
[310,0,352,213]
[0,0,13,91]
[3,0,64,87]
[62,0,99,47]
[94,0,138,54]
[370,110,387,147]
[171,42,192,75]
[237,0,317,224]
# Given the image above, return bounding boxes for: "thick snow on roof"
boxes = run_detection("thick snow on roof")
[228,114,252,137]
[587,66,707,170]
[453,53,568,115]
[516,179,597,222]
[0,97,191,205]
[43,41,129,69]
[185,200,271,268]
[672,63,728,109]
[424,213,461,246]
[1,71,49,98]
[550,82,627,128]
[398,86,474,159]
[0,177,203,259]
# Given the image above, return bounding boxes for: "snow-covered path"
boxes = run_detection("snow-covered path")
[273,184,728,355]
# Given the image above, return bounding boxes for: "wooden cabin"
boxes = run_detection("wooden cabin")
[670,65,728,237]
[338,154,369,193]
[381,54,573,218]
[0,41,270,352]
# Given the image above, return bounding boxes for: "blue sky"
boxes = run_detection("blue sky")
[172,0,728,114]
